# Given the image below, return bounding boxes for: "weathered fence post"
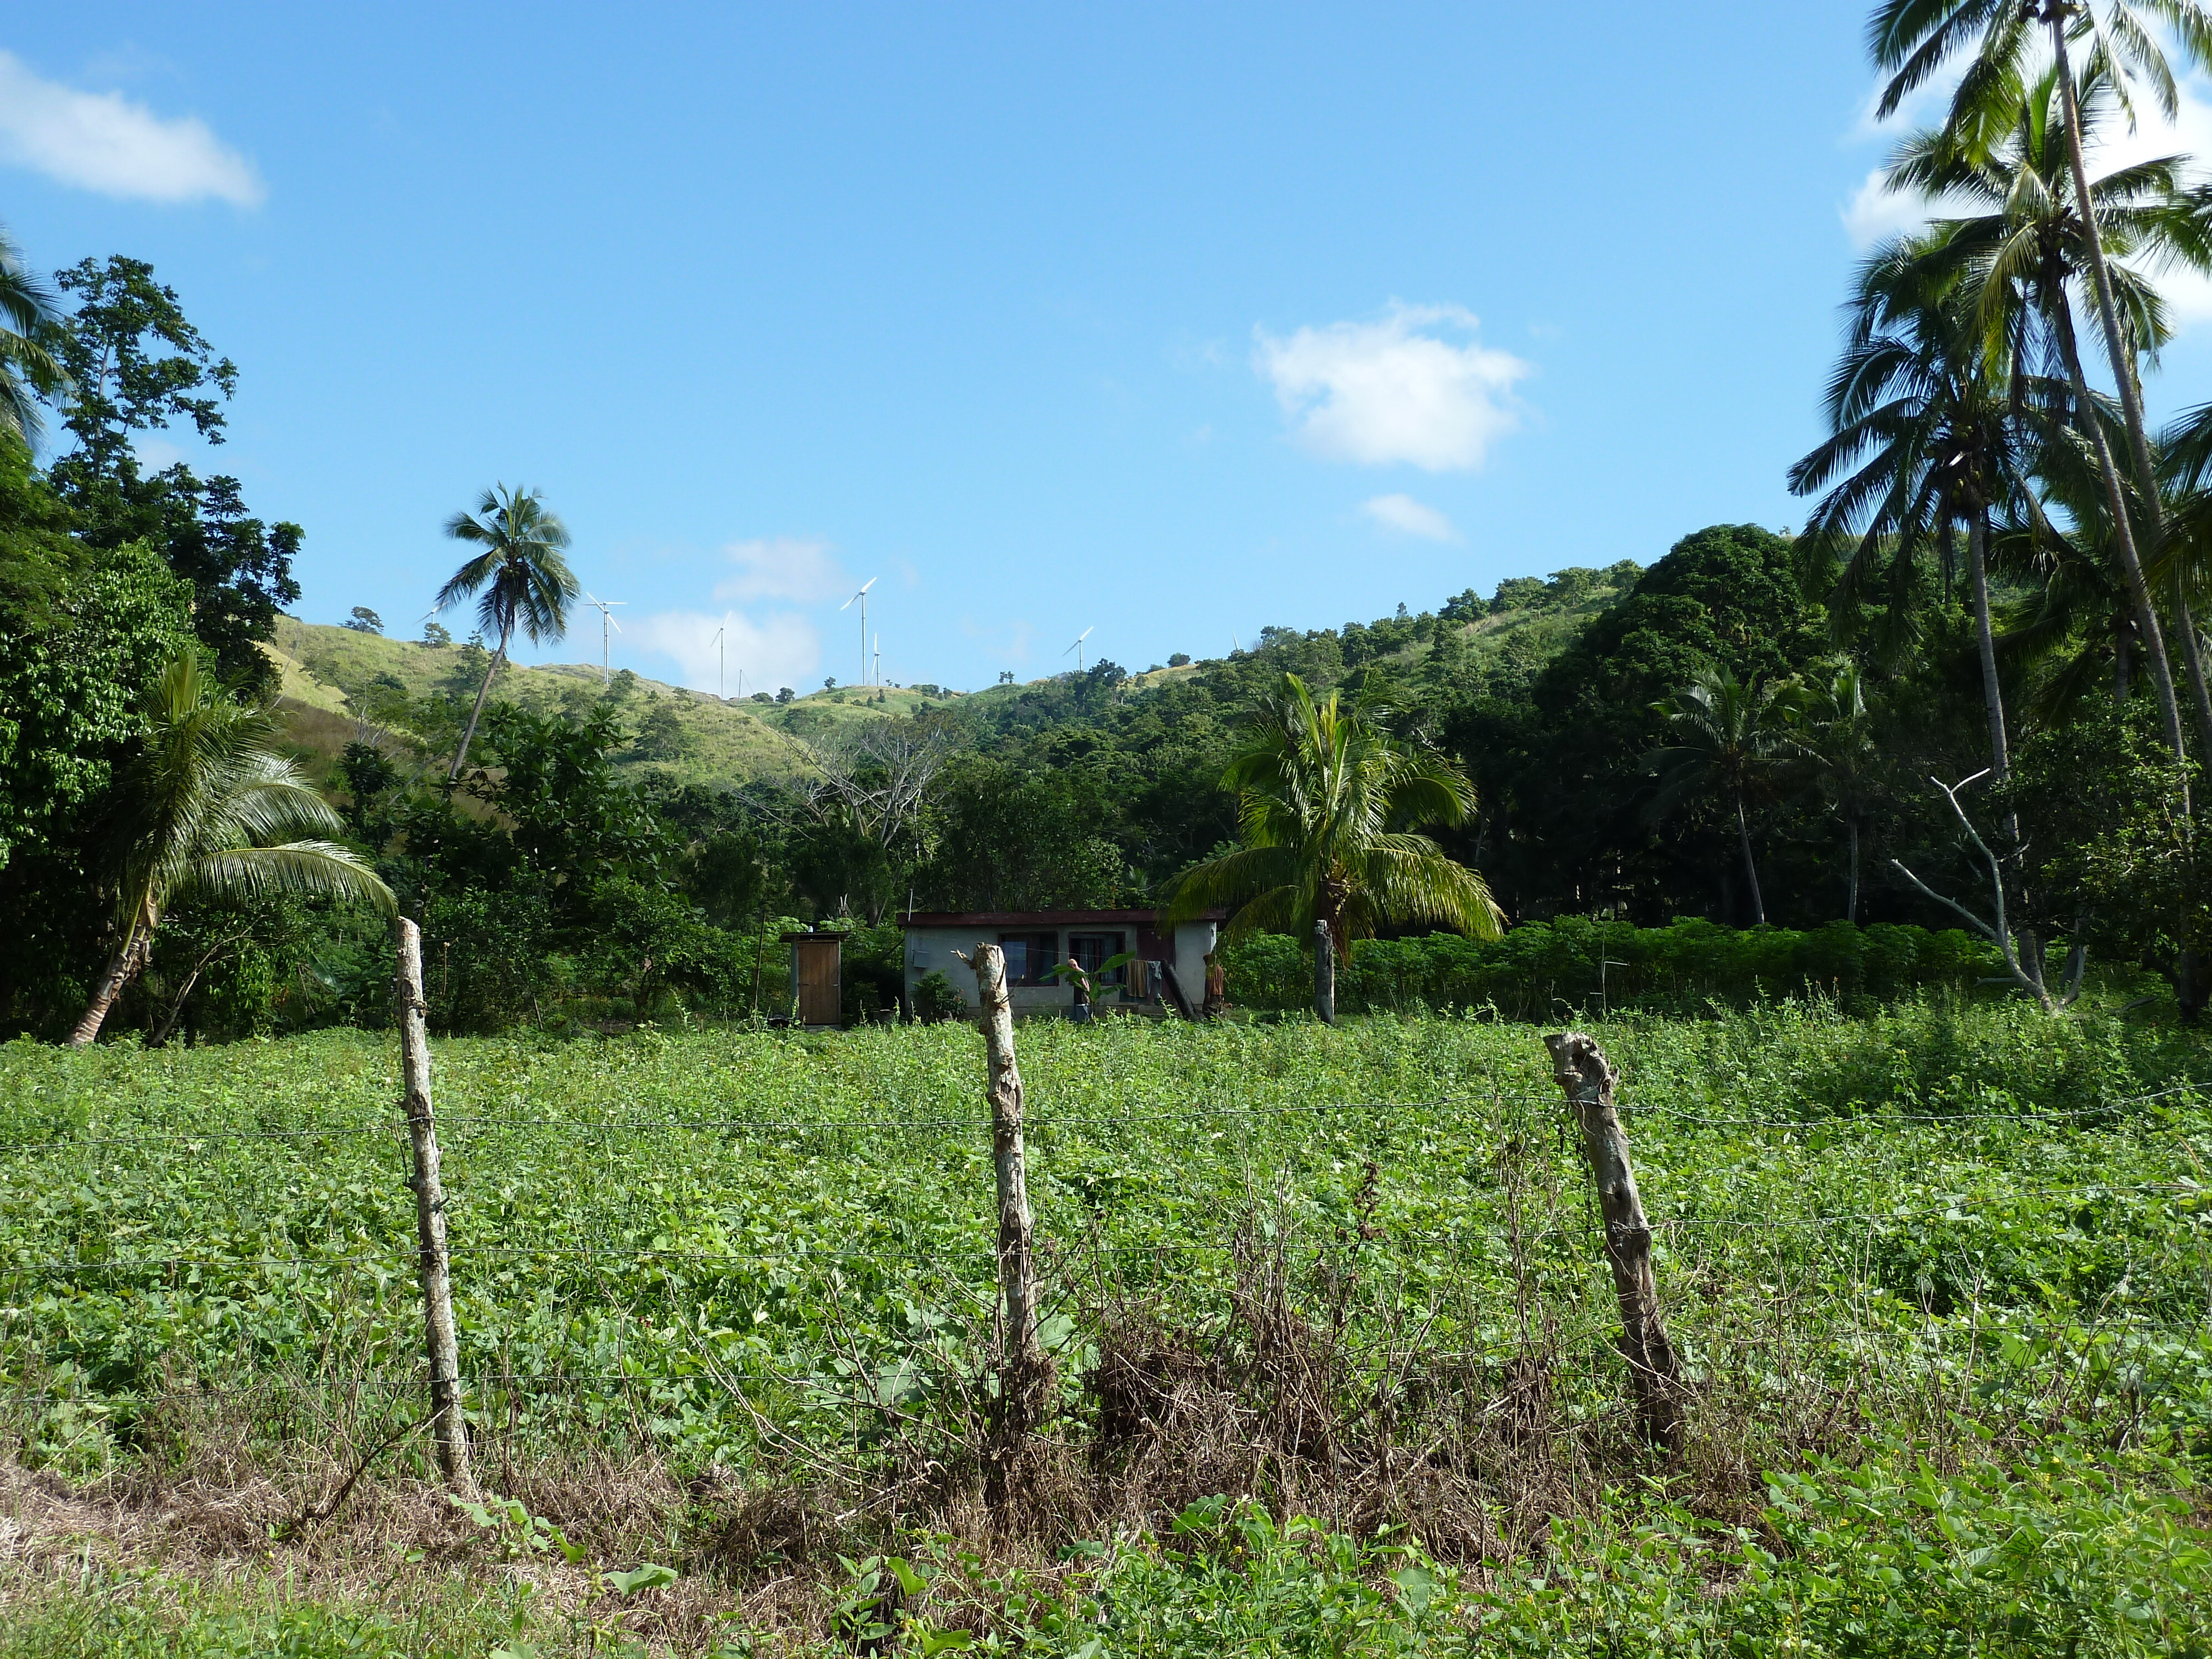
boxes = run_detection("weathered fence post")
[1543,1031,1683,1452]
[961,941,1047,1515]
[395,917,476,1496]
[1314,919,1336,1025]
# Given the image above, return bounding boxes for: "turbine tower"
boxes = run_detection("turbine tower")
[712,618,727,699]
[840,577,877,686]
[583,592,625,684]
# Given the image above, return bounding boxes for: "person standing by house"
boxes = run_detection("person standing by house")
[1065,954,1093,1024]
[1203,952,1226,1021]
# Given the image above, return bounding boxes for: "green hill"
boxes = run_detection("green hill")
[265,618,801,789]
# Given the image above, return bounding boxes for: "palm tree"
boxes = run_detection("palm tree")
[435,484,578,780]
[1162,672,1503,957]
[69,652,394,1046]
[0,226,65,447]
[1790,235,2054,787]
[1786,666,1882,922]
[1870,0,2212,764]
[1885,67,2203,770]
[1646,665,1798,927]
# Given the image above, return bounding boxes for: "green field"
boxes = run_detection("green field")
[4,1001,2210,1654]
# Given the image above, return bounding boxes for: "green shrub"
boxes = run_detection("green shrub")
[1221,917,2004,1016]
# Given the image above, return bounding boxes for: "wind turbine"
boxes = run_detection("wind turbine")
[1064,625,1093,674]
[582,592,625,684]
[839,577,877,686]
[873,632,881,691]
[712,618,726,698]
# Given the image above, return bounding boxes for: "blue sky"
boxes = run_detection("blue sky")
[9,5,2212,696]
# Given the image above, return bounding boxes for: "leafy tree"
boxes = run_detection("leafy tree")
[0,435,196,873]
[343,606,383,634]
[42,257,301,691]
[1165,672,1502,954]
[68,653,394,1045]
[1647,665,1799,926]
[435,484,578,779]
[0,227,64,446]
[635,701,691,761]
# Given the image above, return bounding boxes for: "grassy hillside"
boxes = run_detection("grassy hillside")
[265,617,803,787]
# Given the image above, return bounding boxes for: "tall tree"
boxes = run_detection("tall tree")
[434,484,578,780]
[0,227,64,446]
[1646,665,1798,926]
[1870,0,2212,764]
[1884,66,2203,769]
[41,256,301,690]
[1790,235,2053,789]
[1164,672,1503,954]
[69,652,393,1046]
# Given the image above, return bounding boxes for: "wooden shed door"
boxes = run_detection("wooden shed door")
[794,938,841,1026]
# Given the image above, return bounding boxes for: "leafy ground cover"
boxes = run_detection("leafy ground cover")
[2,999,2209,1653]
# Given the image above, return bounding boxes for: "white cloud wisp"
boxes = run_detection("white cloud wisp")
[1361,493,1459,542]
[1254,302,1532,471]
[627,609,822,698]
[0,51,264,206]
[712,536,853,604]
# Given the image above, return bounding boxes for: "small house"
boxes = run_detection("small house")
[899,909,1224,1018]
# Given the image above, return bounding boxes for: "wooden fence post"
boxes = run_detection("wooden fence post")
[396,917,476,1496]
[1314,919,1336,1025]
[1543,1031,1683,1453]
[961,941,1047,1514]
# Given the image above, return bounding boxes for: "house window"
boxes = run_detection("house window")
[998,932,1060,985]
[1067,932,1128,994]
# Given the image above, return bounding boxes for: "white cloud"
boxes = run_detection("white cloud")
[1253,302,1532,471]
[711,536,854,604]
[0,50,264,206]
[627,609,821,697]
[1361,493,1459,542]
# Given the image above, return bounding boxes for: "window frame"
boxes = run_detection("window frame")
[997,931,1061,987]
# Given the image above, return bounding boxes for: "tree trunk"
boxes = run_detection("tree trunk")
[2049,27,2190,778]
[1968,511,2010,780]
[2051,292,2188,775]
[1543,1031,1683,1453]
[68,925,142,1047]
[446,627,510,782]
[1313,919,1336,1025]
[1845,817,1860,925]
[67,893,156,1047]
[1735,795,1766,926]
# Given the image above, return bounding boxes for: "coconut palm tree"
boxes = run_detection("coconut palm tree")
[1885,66,2203,769]
[1646,665,1799,927]
[435,484,578,780]
[1162,672,1503,957]
[1790,235,2056,787]
[1869,0,2212,764]
[0,226,64,447]
[68,652,394,1046]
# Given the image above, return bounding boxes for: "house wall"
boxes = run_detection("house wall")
[904,921,1218,1017]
